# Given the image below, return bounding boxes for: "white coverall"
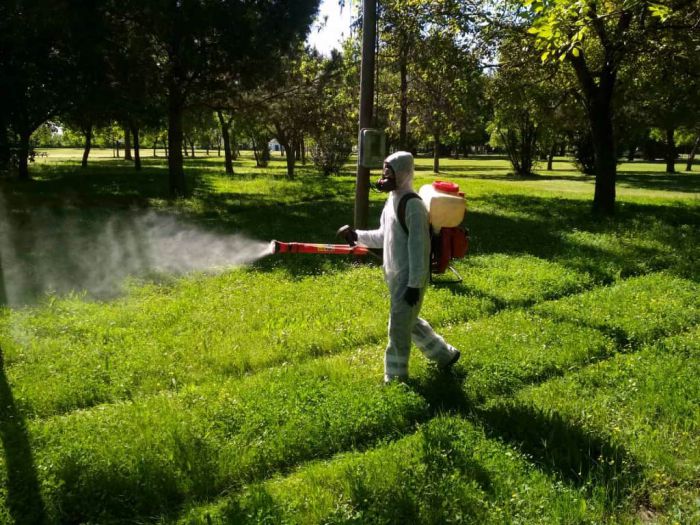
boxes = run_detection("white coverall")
[356,151,459,381]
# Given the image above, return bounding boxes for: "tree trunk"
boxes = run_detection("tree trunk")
[124,127,132,161]
[222,130,232,173]
[167,93,186,196]
[153,138,158,157]
[18,131,30,181]
[0,250,7,306]
[0,116,8,174]
[280,139,295,179]
[547,143,555,171]
[301,136,306,165]
[664,127,676,173]
[81,124,92,168]
[589,103,616,215]
[570,50,619,215]
[217,110,233,174]
[252,137,263,166]
[686,135,699,171]
[285,146,295,178]
[502,131,519,175]
[521,123,535,176]
[399,53,408,150]
[131,125,141,170]
[433,133,440,173]
[190,140,194,157]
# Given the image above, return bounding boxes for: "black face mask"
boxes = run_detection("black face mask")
[374,176,397,192]
[375,165,397,192]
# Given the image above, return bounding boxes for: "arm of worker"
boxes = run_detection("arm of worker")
[355,208,386,249]
[405,198,430,288]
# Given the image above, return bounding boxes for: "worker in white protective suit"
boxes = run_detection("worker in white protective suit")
[337,151,460,383]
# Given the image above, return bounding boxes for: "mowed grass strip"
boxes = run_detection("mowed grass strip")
[177,416,602,525]
[175,274,699,524]
[513,326,700,521]
[0,280,639,524]
[446,253,595,309]
[434,274,699,520]
[557,214,699,282]
[0,350,426,523]
[533,272,700,348]
[0,266,481,418]
[413,273,698,408]
[0,253,596,420]
[0,275,694,523]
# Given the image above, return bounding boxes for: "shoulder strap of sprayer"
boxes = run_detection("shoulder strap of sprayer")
[397,192,422,235]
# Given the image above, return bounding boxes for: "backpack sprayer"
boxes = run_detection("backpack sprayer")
[269,181,468,280]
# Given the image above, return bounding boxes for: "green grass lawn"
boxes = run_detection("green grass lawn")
[0,150,698,524]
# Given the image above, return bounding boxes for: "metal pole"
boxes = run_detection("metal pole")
[354,0,376,229]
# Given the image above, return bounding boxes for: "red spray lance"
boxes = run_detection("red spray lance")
[269,240,381,260]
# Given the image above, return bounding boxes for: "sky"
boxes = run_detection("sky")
[306,0,356,55]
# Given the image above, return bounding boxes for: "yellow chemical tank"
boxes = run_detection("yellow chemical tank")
[418,181,466,233]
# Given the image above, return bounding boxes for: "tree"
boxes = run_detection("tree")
[1,1,72,179]
[124,0,320,195]
[631,37,700,173]
[217,111,235,171]
[522,0,700,213]
[265,47,327,179]
[377,0,426,150]
[684,130,700,171]
[488,35,545,176]
[60,0,112,169]
[371,0,489,163]
[308,51,356,176]
[412,28,482,173]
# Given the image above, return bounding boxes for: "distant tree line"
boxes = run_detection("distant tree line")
[1,0,698,214]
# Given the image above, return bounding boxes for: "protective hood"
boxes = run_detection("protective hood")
[385,151,414,192]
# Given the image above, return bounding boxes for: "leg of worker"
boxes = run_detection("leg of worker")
[384,294,419,381]
[412,317,459,367]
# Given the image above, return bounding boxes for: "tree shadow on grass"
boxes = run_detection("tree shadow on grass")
[0,236,8,306]
[468,194,699,281]
[616,171,700,193]
[3,165,697,301]
[213,189,697,283]
[5,165,165,208]
[0,347,47,524]
[479,401,641,507]
[413,371,642,510]
[415,164,510,174]
[480,192,699,228]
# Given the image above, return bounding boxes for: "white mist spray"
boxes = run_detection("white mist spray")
[0,204,273,306]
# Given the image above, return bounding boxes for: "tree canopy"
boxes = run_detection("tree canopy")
[2,0,699,214]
